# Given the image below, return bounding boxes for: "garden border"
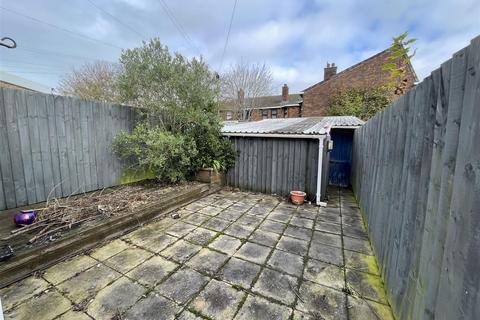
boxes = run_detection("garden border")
[0,183,220,288]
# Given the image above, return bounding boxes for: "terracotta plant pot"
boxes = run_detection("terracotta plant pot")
[290,191,306,205]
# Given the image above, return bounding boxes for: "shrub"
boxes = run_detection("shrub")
[328,87,391,120]
[112,125,197,183]
[112,39,236,182]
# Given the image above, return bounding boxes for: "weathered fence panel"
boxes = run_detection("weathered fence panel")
[226,136,328,200]
[351,36,480,319]
[0,88,136,210]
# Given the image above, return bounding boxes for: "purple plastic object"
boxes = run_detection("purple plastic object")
[13,210,37,226]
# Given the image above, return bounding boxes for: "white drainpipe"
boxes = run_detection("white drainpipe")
[316,134,329,207]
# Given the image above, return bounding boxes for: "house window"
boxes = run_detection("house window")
[262,110,268,119]
[226,111,233,120]
[271,109,277,119]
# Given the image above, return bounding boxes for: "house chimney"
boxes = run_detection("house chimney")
[237,88,245,105]
[324,62,337,81]
[282,84,289,102]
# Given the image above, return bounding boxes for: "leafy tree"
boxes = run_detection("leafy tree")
[383,32,417,95]
[112,39,235,182]
[58,61,123,103]
[327,87,391,121]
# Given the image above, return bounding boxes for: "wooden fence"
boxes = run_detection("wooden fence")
[0,88,136,210]
[226,136,329,201]
[351,36,480,319]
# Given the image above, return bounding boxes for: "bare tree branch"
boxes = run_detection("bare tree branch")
[58,61,123,103]
[220,61,273,120]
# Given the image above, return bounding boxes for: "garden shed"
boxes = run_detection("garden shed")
[222,116,363,205]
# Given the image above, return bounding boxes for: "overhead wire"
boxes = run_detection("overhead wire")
[158,0,200,54]
[0,5,123,50]
[86,0,146,40]
[219,0,238,73]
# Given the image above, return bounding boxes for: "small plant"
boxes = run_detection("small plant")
[383,32,417,95]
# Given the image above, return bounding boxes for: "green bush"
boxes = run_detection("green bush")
[113,125,197,183]
[112,39,236,182]
[328,87,391,120]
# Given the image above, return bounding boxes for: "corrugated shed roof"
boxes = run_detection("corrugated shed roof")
[222,116,364,135]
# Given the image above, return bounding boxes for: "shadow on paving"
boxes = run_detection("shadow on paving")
[0,187,394,320]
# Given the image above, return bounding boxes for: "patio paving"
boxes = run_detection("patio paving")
[0,188,394,320]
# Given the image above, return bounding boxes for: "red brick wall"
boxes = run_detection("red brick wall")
[302,51,416,117]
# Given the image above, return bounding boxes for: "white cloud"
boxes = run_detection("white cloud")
[1,0,478,91]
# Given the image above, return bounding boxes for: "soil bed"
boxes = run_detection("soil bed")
[1,181,201,254]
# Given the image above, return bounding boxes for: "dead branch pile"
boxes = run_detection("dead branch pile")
[4,182,192,244]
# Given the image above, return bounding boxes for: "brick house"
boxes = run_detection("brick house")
[220,47,417,121]
[220,84,303,121]
[302,48,418,117]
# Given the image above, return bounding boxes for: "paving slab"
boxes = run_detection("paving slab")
[123,226,163,246]
[267,249,304,278]
[347,296,394,320]
[314,221,342,235]
[234,242,272,265]
[295,281,347,319]
[57,263,121,303]
[156,268,209,305]
[184,227,218,245]
[182,213,211,226]
[126,255,178,287]
[289,217,314,229]
[311,231,342,248]
[284,225,312,241]
[217,208,244,221]
[208,234,242,255]
[89,239,130,261]
[104,247,153,274]
[202,217,231,231]
[236,214,264,227]
[0,188,394,320]
[258,219,286,234]
[234,294,293,320]
[346,270,388,304]
[138,233,178,253]
[248,229,280,247]
[224,223,254,239]
[160,239,202,263]
[125,292,181,320]
[186,248,229,275]
[199,205,223,216]
[165,221,197,238]
[55,310,92,320]
[43,255,97,285]
[4,290,71,320]
[0,276,51,311]
[252,268,299,305]
[277,236,309,256]
[343,236,373,255]
[190,279,245,319]
[267,211,292,223]
[219,257,262,289]
[303,258,344,291]
[86,276,145,319]
[308,242,344,266]
[344,250,380,276]
[343,223,369,240]
[177,310,204,320]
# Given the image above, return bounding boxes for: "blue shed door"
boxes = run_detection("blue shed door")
[329,129,354,187]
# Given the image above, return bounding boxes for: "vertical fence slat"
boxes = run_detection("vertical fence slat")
[351,36,480,319]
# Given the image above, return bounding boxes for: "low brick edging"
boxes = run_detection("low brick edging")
[0,183,221,288]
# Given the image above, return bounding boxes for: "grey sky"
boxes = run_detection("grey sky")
[0,0,479,93]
